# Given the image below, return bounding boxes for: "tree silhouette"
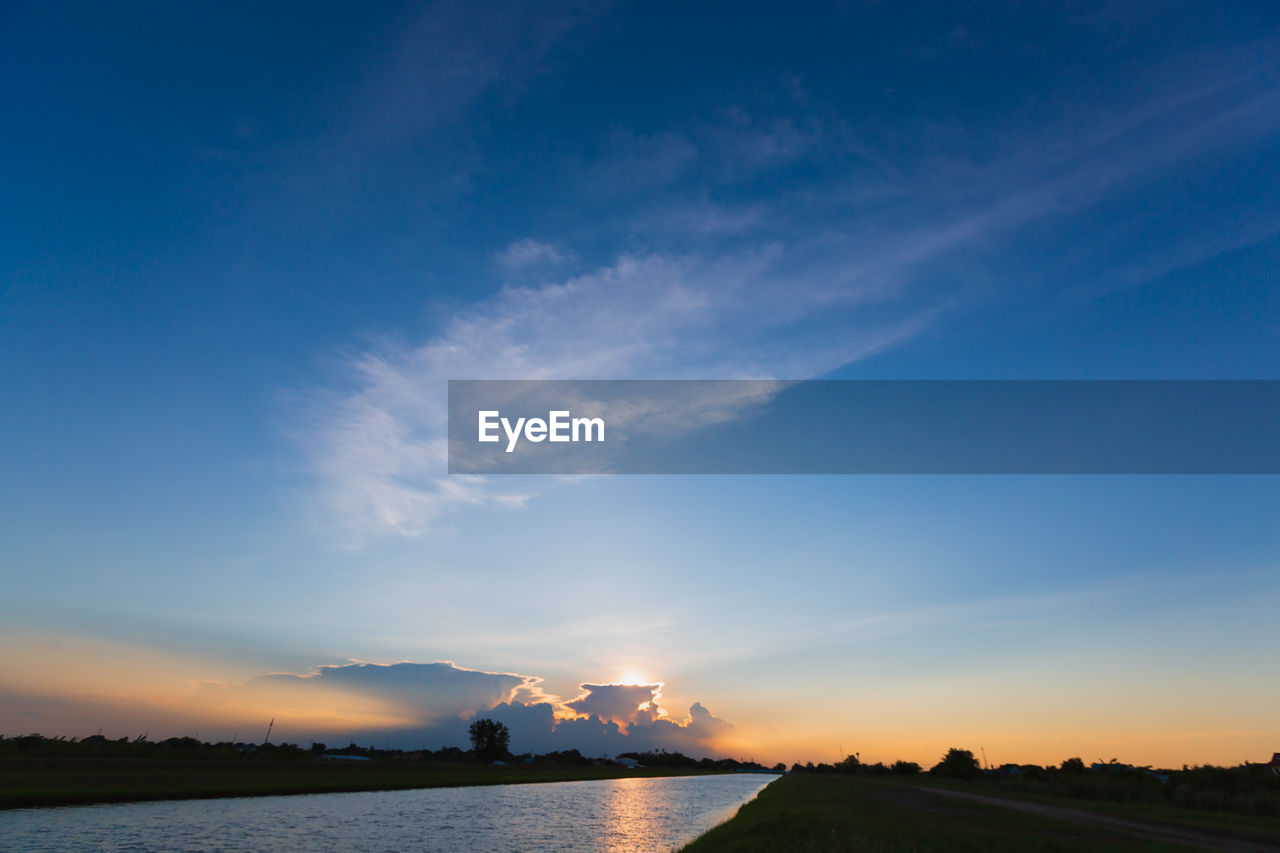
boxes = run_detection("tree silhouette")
[931,747,981,778]
[468,718,511,762]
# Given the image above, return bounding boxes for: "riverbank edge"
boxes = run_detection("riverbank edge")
[1,758,740,810]
[678,775,1280,851]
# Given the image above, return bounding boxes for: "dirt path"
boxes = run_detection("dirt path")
[917,787,1278,852]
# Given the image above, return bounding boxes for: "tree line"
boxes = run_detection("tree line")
[789,747,1280,818]
[7,730,1277,817]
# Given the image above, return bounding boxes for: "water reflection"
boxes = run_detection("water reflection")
[1,772,774,852]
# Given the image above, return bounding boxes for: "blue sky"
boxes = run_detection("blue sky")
[2,1,1279,765]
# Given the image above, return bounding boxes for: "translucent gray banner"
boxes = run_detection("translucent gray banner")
[447,380,1280,474]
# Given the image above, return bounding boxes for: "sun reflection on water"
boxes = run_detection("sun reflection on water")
[0,773,775,852]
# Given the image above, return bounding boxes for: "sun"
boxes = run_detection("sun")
[615,669,651,686]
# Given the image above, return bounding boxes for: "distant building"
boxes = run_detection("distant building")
[614,757,642,768]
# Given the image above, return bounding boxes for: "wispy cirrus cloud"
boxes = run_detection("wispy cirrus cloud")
[494,238,570,273]
[291,247,941,542]
[291,39,1280,543]
[345,0,595,148]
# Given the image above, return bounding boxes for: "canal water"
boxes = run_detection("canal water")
[1,772,775,851]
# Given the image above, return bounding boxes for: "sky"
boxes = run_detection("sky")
[2,0,1279,768]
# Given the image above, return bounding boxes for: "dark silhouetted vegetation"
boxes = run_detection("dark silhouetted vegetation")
[531,748,590,765]
[932,747,982,779]
[615,749,772,773]
[0,733,310,761]
[467,718,511,762]
[0,733,771,809]
[8,732,1278,822]
[783,744,1280,821]
[964,758,1280,818]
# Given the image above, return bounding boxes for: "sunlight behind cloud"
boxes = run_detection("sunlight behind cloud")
[615,670,651,687]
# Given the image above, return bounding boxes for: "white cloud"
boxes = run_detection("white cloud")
[291,44,1280,542]
[205,661,734,755]
[494,238,568,273]
[566,682,666,727]
[257,661,540,722]
[292,245,948,541]
[347,0,592,147]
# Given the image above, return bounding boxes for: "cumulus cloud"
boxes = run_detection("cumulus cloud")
[255,661,540,723]
[566,682,666,727]
[192,661,735,756]
[484,697,735,757]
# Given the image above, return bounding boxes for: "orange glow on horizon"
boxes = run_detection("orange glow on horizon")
[4,626,1276,770]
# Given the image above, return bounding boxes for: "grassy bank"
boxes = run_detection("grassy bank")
[0,756,711,810]
[681,774,1272,851]
[915,777,1280,846]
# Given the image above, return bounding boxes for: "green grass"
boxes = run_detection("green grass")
[914,777,1280,846]
[680,775,1203,852]
[0,756,712,809]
